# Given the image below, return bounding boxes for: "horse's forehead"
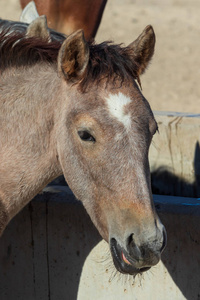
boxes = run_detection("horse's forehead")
[105,92,132,129]
[71,84,154,134]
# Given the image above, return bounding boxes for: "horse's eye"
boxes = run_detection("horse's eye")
[78,130,96,142]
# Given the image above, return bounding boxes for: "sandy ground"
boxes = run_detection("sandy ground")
[0,0,200,113]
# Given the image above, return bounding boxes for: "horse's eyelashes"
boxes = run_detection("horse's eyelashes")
[78,130,96,143]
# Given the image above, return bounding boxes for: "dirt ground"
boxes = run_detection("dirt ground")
[0,0,200,113]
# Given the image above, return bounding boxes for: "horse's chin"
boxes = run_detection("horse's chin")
[110,238,151,276]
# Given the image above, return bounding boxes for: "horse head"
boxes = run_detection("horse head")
[55,26,167,275]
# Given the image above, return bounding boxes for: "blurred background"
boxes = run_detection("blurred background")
[0,0,200,113]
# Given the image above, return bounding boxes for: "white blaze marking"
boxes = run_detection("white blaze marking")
[106,92,132,129]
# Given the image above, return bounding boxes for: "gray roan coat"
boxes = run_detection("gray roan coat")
[0,17,166,276]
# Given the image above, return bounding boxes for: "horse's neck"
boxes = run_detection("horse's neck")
[0,65,63,221]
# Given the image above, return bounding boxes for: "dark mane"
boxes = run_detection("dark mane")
[0,30,139,89]
[81,41,139,91]
[0,30,61,71]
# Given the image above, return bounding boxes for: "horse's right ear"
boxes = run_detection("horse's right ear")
[58,30,89,83]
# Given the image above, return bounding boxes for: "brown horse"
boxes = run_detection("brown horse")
[20,0,107,40]
[0,18,166,276]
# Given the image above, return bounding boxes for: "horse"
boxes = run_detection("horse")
[0,17,166,276]
[0,15,66,42]
[20,0,107,40]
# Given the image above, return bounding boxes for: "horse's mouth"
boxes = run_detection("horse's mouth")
[110,238,151,275]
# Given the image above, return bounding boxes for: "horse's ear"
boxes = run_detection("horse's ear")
[58,30,89,83]
[20,1,39,23]
[26,15,51,42]
[129,25,155,76]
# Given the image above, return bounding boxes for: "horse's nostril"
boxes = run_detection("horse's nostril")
[126,234,141,259]
[127,233,134,247]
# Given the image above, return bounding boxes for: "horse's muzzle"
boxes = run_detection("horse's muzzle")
[110,228,167,275]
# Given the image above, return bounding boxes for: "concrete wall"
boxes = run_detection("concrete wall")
[0,186,200,300]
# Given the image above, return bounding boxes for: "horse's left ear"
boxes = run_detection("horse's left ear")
[58,30,89,83]
[26,15,51,42]
[129,25,155,76]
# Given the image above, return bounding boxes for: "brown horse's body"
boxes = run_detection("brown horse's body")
[0,19,166,276]
[20,0,107,40]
